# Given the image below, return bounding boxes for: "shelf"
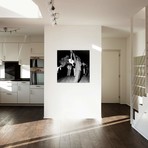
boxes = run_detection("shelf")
[133,55,146,96]
[30,67,44,72]
[135,85,146,88]
[135,75,146,77]
[134,65,145,67]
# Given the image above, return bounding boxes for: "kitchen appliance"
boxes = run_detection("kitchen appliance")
[4,61,20,80]
[30,57,44,85]
[30,56,44,68]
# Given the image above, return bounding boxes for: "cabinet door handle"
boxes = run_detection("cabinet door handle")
[22,82,26,84]
[36,86,41,88]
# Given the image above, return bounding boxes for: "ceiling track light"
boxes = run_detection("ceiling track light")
[48,0,59,25]
[0,27,19,34]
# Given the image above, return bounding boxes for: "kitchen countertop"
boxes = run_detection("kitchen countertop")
[0,78,30,81]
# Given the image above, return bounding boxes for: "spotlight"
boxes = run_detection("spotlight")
[51,6,55,11]
[48,0,59,25]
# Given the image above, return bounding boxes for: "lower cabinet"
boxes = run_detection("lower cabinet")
[0,81,18,103]
[0,81,44,105]
[1,92,17,103]
[18,82,30,103]
[30,86,44,104]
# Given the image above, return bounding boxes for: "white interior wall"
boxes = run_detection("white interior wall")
[126,36,131,105]
[102,37,127,104]
[133,30,145,56]
[44,25,102,119]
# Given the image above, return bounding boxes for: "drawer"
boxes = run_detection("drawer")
[30,85,44,89]
[0,81,18,93]
[1,92,17,103]
[18,81,30,86]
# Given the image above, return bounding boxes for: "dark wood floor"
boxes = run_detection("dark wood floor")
[0,104,148,148]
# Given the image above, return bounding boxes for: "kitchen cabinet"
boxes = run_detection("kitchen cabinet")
[1,92,17,103]
[0,81,44,105]
[18,43,30,65]
[0,81,18,92]
[3,43,19,61]
[18,81,30,103]
[30,43,44,56]
[30,85,44,104]
[0,81,18,103]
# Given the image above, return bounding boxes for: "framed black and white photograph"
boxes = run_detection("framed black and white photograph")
[57,50,90,83]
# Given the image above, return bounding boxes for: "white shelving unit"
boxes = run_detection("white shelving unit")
[134,56,146,97]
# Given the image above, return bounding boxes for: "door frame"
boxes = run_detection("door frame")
[102,49,121,103]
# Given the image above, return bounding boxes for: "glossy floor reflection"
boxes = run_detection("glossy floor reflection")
[0,104,148,148]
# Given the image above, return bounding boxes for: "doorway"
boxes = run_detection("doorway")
[102,50,120,103]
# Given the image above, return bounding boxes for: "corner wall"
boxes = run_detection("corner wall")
[44,25,102,119]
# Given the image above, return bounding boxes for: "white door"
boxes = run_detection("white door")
[102,50,120,103]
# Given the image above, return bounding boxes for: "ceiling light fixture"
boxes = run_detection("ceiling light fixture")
[48,0,59,25]
[0,27,19,34]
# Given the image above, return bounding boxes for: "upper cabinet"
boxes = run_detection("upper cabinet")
[18,43,31,65]
[0,42,44,63]
[3,43,19,61]
[30,43,44,56]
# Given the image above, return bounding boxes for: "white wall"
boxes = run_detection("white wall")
[133,30,145,57]
[44,25,102,119]
[126,36,131,106]
[102,37,127,104]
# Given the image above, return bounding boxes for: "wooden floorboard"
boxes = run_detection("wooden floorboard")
[0,104,148,148]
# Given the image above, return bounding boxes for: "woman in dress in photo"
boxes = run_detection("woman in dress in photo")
[71,50,82,82]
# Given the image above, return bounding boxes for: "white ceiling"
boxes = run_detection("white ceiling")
[0,0,148,37]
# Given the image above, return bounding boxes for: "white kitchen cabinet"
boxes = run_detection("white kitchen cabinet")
[1,92,17,103]
[18,81,30,103]
[0,81,18,93]
[0,81,18,103]
[30,85,44,104]
[30,43,44,56]
[0,81,44,105]
[3,43,19,61]
[18,43,30,65]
